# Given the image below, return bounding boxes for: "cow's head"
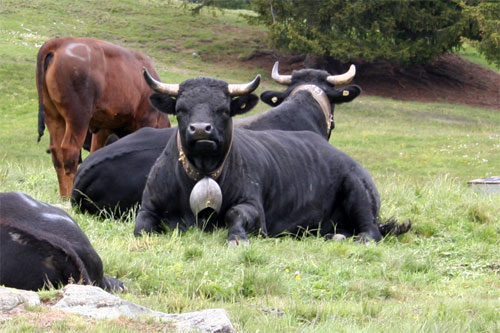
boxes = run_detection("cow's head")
[260,62,361,107]
[144,68,260,175]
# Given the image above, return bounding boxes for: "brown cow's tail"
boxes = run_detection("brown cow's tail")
[36,41,56,143]
[378,217,412,237]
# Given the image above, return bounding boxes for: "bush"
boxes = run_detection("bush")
[249,0,495,66]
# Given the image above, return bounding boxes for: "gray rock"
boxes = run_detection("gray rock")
[53,284,234,332]
[0,287,40,312]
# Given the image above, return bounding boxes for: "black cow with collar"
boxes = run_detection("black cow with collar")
[72,64,361,217]
[0,192,124,291]
[134,71,410,244]
[238,61,360,139]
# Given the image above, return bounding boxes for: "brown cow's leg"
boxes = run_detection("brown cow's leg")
[61,121,90,197]
[90,129,111,152]
[45,116,70,197]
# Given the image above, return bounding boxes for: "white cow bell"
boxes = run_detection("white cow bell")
[189,177,223,216]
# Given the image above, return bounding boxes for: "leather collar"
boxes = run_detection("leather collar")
[290,84,333,135]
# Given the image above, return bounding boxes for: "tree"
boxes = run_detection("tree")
[462,1,500,67]
[249,0,497,66]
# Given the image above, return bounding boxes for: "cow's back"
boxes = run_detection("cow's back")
[235,94,326,136]
[0,192,99,259]
[41,37,168,130]
[0,192,104,289]
[72,127,175,216]
[93,39,157,126]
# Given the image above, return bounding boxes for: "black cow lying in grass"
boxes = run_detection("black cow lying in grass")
[238,61,360,139]
[71,126,176,217]
[72,64,361,217]
[134,72,410,244]
[0,192,124,291]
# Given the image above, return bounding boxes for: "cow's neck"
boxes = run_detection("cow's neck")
[289,84,333,136]
[176,129,233,182]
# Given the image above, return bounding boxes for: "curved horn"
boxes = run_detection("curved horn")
[326,64,356,86]
[143,67,179,96]
[271,61,292,85]
[227,74,261,96]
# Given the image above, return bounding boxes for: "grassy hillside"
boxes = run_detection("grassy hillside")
[458,42,500,73]
[1,1,499,332]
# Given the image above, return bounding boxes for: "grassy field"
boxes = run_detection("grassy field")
[1,1,499,332]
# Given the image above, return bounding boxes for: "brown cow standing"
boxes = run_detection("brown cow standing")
[36,37,171,198]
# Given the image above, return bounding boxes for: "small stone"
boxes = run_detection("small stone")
[0,286,41,312]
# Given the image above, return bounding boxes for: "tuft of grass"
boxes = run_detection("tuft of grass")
[467,203,494,224]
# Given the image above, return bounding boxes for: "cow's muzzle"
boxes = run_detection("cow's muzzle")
[188,122,213,140]
[186,122,217,151]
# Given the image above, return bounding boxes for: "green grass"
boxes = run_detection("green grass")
[458,42,500,73]
[1,1,499,332]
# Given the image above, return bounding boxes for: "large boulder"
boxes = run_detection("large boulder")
[53,284,234,332]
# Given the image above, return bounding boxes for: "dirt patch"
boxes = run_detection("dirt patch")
[0,308,175,331]
[238,51,500,110]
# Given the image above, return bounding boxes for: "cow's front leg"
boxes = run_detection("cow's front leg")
[134,209,164,236]
[225,203,262,248]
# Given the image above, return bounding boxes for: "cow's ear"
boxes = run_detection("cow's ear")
[149,93,176,115]
[260,90,285,106]
[230,94,259,116]
[331,85,361,104]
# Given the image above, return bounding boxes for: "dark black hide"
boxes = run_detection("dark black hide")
[135,76,404,243]
[0,192,123,291]
[256,67,361,139]
[71,127,176,216]
[136,129,384,242]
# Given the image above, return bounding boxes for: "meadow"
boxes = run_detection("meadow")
[1,1,499,331]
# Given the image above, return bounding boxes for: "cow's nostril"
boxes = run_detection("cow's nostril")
[189,125,196,133]
[205,124,212,132]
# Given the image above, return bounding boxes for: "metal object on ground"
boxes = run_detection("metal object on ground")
[467,176,500,194]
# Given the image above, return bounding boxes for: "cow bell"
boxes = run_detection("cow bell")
[189,177,223,216]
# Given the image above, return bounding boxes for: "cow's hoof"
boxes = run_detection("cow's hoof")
[51,202,71,211]
[103,276,127,293]
[355,233,377,244]
[227,238,250,248]
[325,233,347,241]
[332,234,347,241]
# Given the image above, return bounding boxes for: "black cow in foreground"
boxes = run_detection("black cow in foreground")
[0,192,124,291]
[72,63,361,217]
[134,72,410,244]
